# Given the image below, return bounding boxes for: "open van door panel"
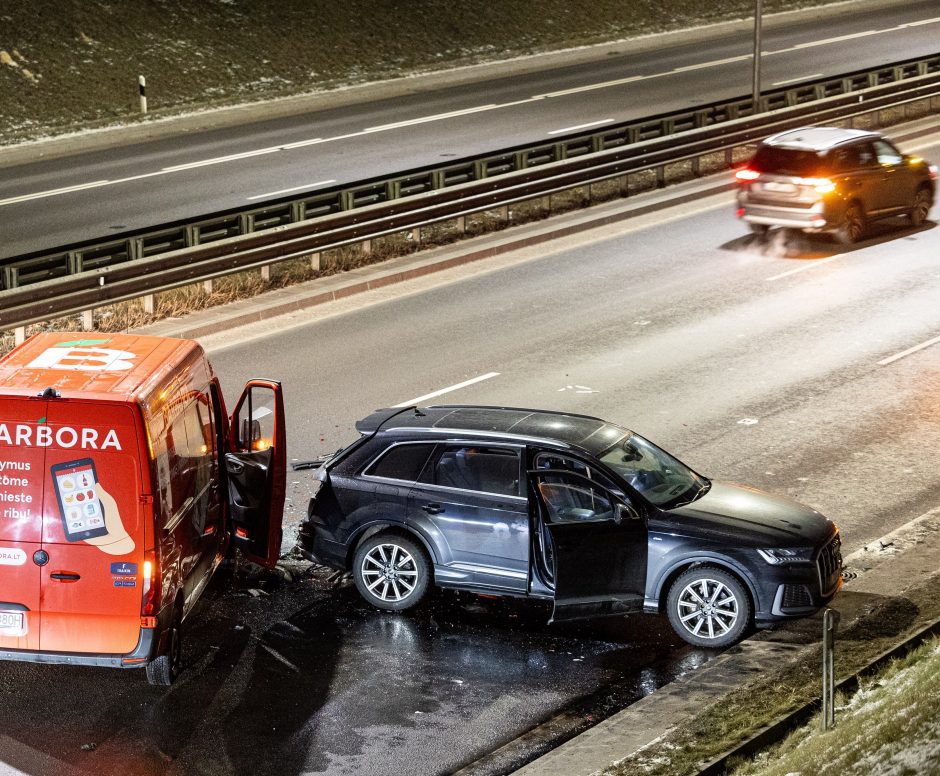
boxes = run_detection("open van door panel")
[226,380,285,568]
[530,470,647,622]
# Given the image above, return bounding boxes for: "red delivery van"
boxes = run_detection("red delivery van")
[0,332,286,685]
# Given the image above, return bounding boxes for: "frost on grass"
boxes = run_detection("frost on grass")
[730,637,940,776]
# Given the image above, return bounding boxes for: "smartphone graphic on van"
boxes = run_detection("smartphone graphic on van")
[51,458,109,542]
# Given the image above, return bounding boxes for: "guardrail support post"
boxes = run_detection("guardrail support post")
[456,215,466,235]
[821,608,839,731]
[261,265,271,282]
[362,240,372,256]
[14,327,25,346]
[309,253,321,271]
[142,294,155,314]
[82,311,94,331]
[656,165,666,189]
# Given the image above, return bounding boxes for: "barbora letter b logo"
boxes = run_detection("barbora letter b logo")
[26,347,136,372]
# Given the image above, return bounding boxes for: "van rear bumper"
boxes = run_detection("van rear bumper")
[0,626,155,669]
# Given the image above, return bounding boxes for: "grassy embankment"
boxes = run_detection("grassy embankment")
[1,0,831,142]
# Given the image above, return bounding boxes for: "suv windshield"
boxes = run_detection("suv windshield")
[599,434,709,508]
[751,146,825,177]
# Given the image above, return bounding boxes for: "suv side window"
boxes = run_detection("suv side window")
[365,443,435,482]
[429,445,521,496]
[831,144,863,172]
[873,139,903,167]
[534,451,619,492]
[537,475,615,524]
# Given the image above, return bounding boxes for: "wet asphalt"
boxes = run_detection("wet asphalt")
[0,563,709,776]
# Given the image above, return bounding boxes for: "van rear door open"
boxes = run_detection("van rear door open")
[0,396,45,652]
[226,380,286,567]
[39,401,147,655]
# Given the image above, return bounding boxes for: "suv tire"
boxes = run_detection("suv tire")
[909,186,933,228]
[835,203,865,245]
[666,566,751,648]
[353,534,430,611]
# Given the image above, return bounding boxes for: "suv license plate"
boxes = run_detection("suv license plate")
[0,610,25,635]
[761,181,797,193]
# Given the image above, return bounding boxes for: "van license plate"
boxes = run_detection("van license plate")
[0,611,25,635]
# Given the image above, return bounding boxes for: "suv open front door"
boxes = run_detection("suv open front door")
[226,380,286,568]
[530,470,647,622]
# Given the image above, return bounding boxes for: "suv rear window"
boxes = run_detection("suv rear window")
[429,445,521,496]
[751,146,824,176]
[365,443,435,482]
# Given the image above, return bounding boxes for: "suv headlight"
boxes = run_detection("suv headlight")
[757,547,814,565]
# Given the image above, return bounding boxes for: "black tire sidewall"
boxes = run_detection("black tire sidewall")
[667,567,751,649]
[353,534,429,611]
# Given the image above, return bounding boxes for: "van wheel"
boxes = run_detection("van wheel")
[835,203,865,245]
[146,608,183,686]
[666,567,751,649]
[353,534,429,612]
[909,187,933,228]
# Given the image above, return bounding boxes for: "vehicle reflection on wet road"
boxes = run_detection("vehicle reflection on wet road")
[0,564,713,776]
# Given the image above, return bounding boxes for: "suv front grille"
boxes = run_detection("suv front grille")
[817,533,842,595]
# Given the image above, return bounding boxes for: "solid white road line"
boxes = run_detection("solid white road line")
[393,372,501,408]
[877,334,940,366]
[247,180,337,200]
[548,119,614,135]
[365,105,498,132]
[772,73,823,86]
[765,255,845,281]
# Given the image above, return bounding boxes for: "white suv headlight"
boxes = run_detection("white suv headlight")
[757,547,814,565]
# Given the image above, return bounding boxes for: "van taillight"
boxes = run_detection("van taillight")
[141,551,160,616]
[735,169,760,182]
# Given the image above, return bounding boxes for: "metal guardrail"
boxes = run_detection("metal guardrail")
[2,63,940,330]
[2,53,939,294]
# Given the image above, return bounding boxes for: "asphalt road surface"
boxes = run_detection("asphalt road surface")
[1,135,938,776]
[2,1,939,257]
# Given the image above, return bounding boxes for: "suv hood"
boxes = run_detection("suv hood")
[663,481,833,546]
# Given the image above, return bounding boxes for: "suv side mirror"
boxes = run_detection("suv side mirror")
[616,502,640,523]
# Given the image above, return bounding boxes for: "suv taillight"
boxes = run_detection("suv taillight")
[735,169,760,182]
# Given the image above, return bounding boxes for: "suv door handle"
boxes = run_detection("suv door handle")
[421,503,444,515]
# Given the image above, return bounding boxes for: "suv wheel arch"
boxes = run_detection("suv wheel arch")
[652,557,758,614]
[346,523,438,574]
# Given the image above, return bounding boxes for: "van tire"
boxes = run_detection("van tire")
[353,534,429,612]
[146,608,183,686]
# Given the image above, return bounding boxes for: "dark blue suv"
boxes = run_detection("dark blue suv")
[298,406,842,648]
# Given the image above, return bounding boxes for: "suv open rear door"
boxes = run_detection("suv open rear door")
[226,380,286,567]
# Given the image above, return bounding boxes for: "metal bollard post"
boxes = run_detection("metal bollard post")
[821,608,839,730]
[138,75,147,114]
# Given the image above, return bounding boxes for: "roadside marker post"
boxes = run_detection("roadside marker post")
[821,608,839,730]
